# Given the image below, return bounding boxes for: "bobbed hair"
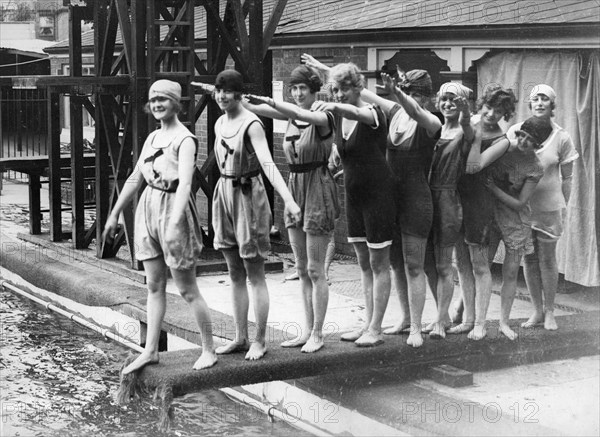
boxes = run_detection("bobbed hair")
[329,63,365,90]
[476,86,517,121]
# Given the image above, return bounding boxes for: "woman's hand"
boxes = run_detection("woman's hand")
[301,53,329,73]
[484,175,497,190]
[102,215,120,242]
[284,200,302,226]
[375,72,397,95]
[164,223,183,251]
[244,94,274,106]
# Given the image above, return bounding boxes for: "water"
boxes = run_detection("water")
[0,289,312,436]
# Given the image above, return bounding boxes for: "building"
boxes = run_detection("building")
[41,0,600,286]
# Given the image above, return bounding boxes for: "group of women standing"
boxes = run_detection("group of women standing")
[106,55,577,374]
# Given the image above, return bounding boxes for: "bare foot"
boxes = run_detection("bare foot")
[499,323,518,341]
[407,332,423,348]
[193,351,218,370]
[468,324,487,341]
[215,339,250,355]
[122,351,159,375]
[383,321,411,335]
[245,342,267,360]
[281,335,310,348]
[340,328,364,342]
[544,310,558,331]
[447,323,474,335]
[355,330,384,347]
[429,322,447,340]
[422,321,435,333]
[301,334,324,353]
[521,313,544,328]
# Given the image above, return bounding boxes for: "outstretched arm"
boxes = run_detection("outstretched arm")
[245,94,331,126]
[246,122,301,223]
[301,53,330,78]
[388,73,441,136]
[465,133,511,174]
[242,95,288,120]
[313,101,376,126]
[360,87,397,116]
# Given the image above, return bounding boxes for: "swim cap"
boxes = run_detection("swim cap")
[149,79,182,102]
[399,69,432,96]
[529,84,556,102]
[215,70,244,93]
[289,65,322,93]
[438,82,472,99]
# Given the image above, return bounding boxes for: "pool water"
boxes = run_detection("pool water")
[0,289,311,436]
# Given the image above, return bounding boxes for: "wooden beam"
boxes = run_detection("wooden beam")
[203,0,249,74]
[47,93,63,241]
[262,0,287,58]
[114,0,133,71]
[230,0,249,57]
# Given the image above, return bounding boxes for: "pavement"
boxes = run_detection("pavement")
[1,178,599,436]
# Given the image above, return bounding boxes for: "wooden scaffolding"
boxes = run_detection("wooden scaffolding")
[32,0,287,268]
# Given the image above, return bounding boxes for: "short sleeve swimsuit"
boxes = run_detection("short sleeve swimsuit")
[386,104,440,239]
[283,109,340,235]
[212,112,271,259]
[507,121,579,239]
[428,131,469,246]
[490,148,544,252]
[458,131,507,246]
[134,130,203,270]
[335,104,395,248]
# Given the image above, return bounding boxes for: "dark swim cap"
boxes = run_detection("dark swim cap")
[517,116,553,145]
[215,70,244,92]
[399,69,433,96]
[289,65,322,93]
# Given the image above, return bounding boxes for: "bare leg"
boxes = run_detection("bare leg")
[324,233,336,283]
[499,248,522,341]
[244,256,270,360]
[384,238,411,334]
[122,257,166,375]
[216,249,250,355]
[538,238,559,330]
[355,245,391,347]
[430,244,456,339]
[171,268,217,370]
[403,234,427,348]
[451,239,475,335]
[342,242,372,341]
[423,241,439,333]
[302,233,331,353]
[523,235,545,328]
[282,228,312,348]
[468,243,493,341]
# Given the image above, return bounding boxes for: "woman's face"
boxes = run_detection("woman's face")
[149,96,177,121]
[438,93,459,120]
[516,132,539,154]
[332,81,360,106]
[480,103,506,128]
[530,93,553,119]
[214,88,239,112]
[290,83,316,109]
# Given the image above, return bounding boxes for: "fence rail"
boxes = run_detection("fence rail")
[1,87,49,180]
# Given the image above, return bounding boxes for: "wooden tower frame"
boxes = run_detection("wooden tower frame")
[36,0,288,268]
